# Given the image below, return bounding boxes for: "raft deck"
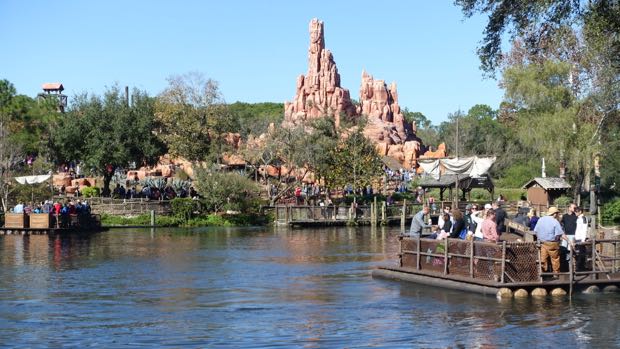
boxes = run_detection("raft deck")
[373,233,620,296]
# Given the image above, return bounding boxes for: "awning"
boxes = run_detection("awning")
[418,156,496,179]
[14,174,51,185]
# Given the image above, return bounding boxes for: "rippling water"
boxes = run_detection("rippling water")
[1,226,619,348]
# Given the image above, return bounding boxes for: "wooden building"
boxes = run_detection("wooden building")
[522,177,571,206]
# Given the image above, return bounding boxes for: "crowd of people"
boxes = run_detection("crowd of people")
[9,200,93,228]
[408,201,590,276]
[11,200,91,216]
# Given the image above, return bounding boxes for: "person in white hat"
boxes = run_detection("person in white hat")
[534,206,565,277]
[470,204,492,241]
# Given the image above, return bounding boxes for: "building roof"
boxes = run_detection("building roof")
[42,83,64,91]
[381,156,403,171]
[522,177,571,190]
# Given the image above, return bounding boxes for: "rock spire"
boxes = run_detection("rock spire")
[284,18,356,128]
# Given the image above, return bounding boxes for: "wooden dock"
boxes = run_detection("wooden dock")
[1,213,105,236]
[268,202,425,228]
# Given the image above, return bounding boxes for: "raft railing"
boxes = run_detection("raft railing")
[398,235,620,285]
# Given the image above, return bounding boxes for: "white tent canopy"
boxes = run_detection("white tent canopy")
[418,156,496,180]
[14,174,51,185]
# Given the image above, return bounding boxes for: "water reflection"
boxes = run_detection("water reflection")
[0,227,619,348]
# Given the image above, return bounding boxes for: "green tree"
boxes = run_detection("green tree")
[402,108,432,129]
[155,72,239,164]
[324,122,383,197]
[502,60,598,197]
[51,86,165,196]
[455,0,619,76]
[193,169,260,213]
[228,102,284,137]
[0,79,61,210]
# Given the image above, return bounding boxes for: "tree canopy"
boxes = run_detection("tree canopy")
[51,85,165,195]
[155,72,239,164]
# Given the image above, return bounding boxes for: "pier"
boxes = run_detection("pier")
[1,212,105,235]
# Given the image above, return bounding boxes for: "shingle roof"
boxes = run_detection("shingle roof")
[42,83,64,91]
[522,177,571,190]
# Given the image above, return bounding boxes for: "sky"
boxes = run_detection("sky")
[0,0,504,124]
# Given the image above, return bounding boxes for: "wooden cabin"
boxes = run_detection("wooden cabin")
[522,177,571,206]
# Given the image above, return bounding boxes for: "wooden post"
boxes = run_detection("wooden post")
[399,236,403,267]
[569,241,574,298]
[416,234,421,270]
[592,238,596,280]
[537,241,543,282]
[500,241,506,283]
[381,201,386,224]
[401,199,406,230]
[150,210,155,226]
[274,206,279,224]
[285,205,289,224]
[614,241,617,273]
[371,202,374,225]
[444,238,449,275]
[469,238,474,277]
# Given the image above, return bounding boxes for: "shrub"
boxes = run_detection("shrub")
[553,195,572,206]
[171,198,198,222]
[602,198,620,223]
[193,170,260,213]
[81,186,101,198]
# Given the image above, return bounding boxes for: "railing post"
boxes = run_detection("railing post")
[569,240,574,298]
[381,201,386,225]
[399,236,403,267]
[614,241,618,273]
[444,238,449,275]
[416,234,421,270]
[285,205,289,224]
[469,238,474,278]
[150,210,155,226]
[500,241,506,284]
[592,238,597,280]
[401,199,406,230]
[537,241,543,282]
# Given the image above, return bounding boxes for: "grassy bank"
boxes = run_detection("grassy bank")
[101,212,269,227]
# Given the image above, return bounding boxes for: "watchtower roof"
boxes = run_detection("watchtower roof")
[42,83,64,92]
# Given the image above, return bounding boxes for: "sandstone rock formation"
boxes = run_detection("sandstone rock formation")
[358,70,421,169]
[282,18,436,170]
[284,18,356,129]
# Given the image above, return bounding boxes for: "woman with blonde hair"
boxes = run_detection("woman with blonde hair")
[528,208,539,231]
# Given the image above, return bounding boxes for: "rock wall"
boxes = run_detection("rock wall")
[284,18,356,128]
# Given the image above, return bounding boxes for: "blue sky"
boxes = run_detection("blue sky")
[0,0,503,124]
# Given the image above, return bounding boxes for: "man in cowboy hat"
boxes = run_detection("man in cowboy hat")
[534,206,566,277]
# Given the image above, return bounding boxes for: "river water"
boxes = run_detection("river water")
[0,226,619,348]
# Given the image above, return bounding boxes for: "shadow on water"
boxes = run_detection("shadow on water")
[0,226,619,348]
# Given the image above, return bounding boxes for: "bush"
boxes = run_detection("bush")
[495,163,540,188]
[193,170,260,213]
[81,186,101,198]
[602,198,620,223]
[171,198,198,222]
[553,195,572,206]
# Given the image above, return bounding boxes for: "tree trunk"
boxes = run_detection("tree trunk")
[102,170,114,197]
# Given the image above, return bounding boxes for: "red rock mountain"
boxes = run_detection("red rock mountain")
[284,18,425,170]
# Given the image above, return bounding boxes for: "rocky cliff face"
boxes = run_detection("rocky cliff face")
[284,18,426,170]
[283,19,356,129]
[358,70,421,169]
